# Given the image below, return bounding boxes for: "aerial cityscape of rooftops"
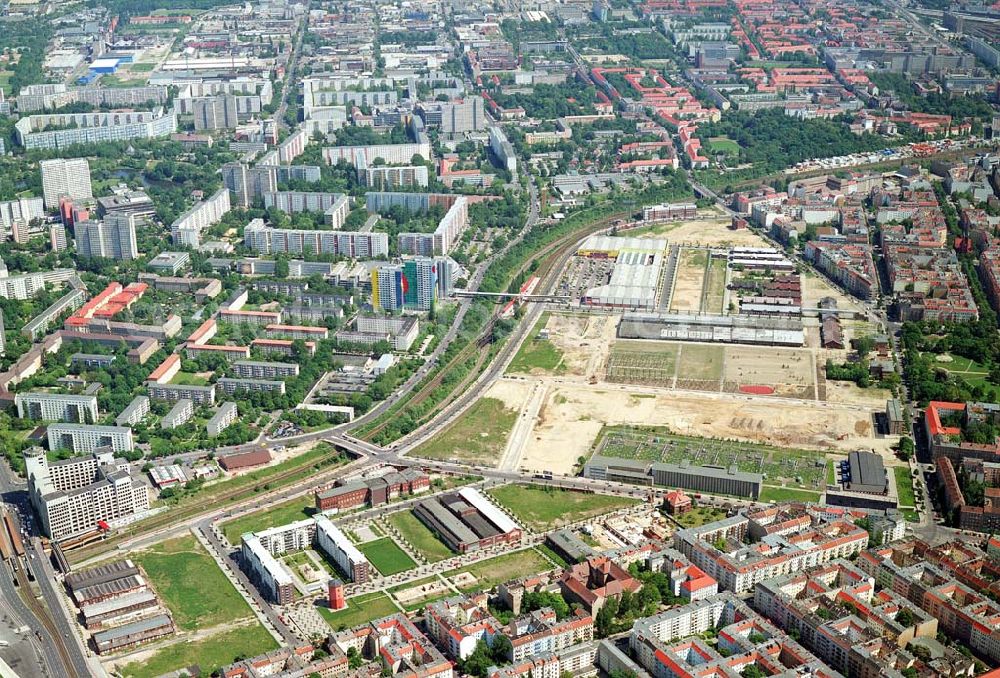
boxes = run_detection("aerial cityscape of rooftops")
[4,0,1000,677]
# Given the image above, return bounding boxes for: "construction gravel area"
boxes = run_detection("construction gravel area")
[514,382,889,476]
[633,213,770,248]
[669,249,707,312]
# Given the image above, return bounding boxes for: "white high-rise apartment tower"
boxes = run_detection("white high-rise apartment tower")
[40,158,93,209]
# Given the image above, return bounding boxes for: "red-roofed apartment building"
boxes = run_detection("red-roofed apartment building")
[558,556,642,614]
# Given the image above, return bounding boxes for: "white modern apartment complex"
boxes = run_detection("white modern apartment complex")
[0,267,75,300]
[75,213,139,260]
[25,448,150,540]
[40,158,93,209]
[16,391,99,423]
[46,423,135,454]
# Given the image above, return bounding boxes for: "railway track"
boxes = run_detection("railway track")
[12,564,81,678]
[66,448,353,563]
[360,209,630,442]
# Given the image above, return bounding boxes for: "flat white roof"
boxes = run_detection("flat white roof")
[315,515,367,564]
[458,487,519,534]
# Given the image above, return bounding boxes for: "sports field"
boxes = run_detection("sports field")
[359,537,416,575]
[592,425,828,491]
[410,397,517,466]
[758,486,822,503]
[133,535,253,631]
[387,510,454,562]
[489,484,639,531]
[707,136,740,155]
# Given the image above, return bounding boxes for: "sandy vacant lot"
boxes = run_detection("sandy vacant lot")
[669,249,707,312]
[519,384,884,476]
[801,271,865,312]
[824,381,893,409]
[724,345,815,397]
[635,213,770,248]
[543,314,618,379]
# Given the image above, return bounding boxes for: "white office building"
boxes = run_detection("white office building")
[24,448,150,540]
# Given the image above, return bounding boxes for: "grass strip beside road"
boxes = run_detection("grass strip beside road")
[894,466,916,507]
[758,486,822,503]
[410,397,517,467]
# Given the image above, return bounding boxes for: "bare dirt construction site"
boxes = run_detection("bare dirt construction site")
[630,210,769,248]
[669,249,707,312]
[539,313,618,379]
[513,383,886,476]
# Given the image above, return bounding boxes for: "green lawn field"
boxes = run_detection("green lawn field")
[119,623,277,678]
[758,486,822,503]
[410,397,517,466]
[359,537,416,575]
[445,548,553,591]
[894,466,916,507]
[387,510,455,562]
[508,314,566,374]
[319,592,398,630]
[707,136,740,154]
[673,506,727,528]
[222,495,315,544]
[133,536,254,631]
[489,484,639,531]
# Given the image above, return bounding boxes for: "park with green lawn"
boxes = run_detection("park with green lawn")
[359,537,416,576]
[319,591,399,630]
[387,510,455,562]
[445,548,554,592]
[488,484,639,531]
